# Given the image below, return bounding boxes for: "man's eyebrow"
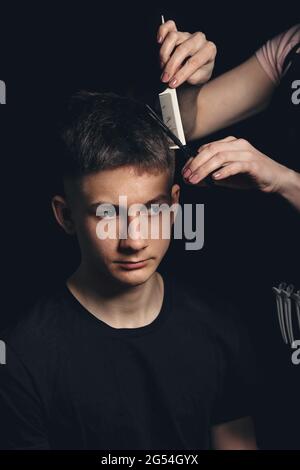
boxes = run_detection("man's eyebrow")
[144,194,171,206]
[89,194,171,209]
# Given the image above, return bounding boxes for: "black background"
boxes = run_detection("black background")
[0,1,299,449]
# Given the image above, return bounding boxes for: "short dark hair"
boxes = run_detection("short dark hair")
[54,90,175,194]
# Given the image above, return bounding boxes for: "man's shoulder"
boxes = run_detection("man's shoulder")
[0,283,69,354]
[169,275,244,348]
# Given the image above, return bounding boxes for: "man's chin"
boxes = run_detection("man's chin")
[110,265,157,287]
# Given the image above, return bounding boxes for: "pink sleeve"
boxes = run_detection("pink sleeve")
[255,24,300,85]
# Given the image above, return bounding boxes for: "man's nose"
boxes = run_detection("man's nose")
[118,215,149,251]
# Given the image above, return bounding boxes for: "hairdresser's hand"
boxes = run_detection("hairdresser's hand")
[157,19,217,88]
[181,136,292,193]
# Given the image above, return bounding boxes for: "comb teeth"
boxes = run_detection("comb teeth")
[159,87,186,148]
[145,102,216,186]
[145,104,184,150]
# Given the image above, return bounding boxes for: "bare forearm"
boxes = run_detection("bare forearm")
[278,167,300,212]
[211,417,258,450]
[176,84,203,141]
[177,55,275,141]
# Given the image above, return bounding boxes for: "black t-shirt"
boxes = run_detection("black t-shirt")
[0,273,257,450]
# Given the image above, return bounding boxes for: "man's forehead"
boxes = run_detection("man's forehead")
[79,167,171,204]
[88,193,171,211]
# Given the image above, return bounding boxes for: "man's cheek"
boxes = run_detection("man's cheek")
[77,219,108,252]
[148,214,173,240]
[95,217,122,241]
[153,237,171,259]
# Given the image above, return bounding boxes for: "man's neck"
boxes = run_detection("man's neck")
[66,267,164,329]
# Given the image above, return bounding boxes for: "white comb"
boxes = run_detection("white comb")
[159,87,186,149]
[159,14,186,149]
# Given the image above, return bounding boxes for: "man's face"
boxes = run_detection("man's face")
[61,166,180,287]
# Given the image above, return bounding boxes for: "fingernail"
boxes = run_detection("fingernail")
[213,172,221,179]
[183,168,192,178]
[158,36,163,43]
[188,173,198,183]
[169,78,177,87]
[160,72,169,82]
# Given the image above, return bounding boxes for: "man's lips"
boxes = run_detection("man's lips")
[114,259,151,269]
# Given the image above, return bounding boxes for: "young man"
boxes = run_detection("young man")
[0,91,257,450]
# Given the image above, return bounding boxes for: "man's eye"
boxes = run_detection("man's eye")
[148,205,161,216]
[96,205,117,219]
[103,210,116,218]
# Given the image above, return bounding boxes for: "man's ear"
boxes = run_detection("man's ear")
[51,195,76,235]
[170,184,180,225]
[171,183,180,205]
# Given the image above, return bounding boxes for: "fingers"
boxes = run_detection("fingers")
[196,135,238,153]
[157,22,216,88]
[181,137,239,175]
[212,161,251,181]
[183,149,253,185]
[159,31,191,75]
[182,137,250,173]
[157,19,177,44]
[168,40,217,87]
[180,136,264,189]
[183,151,239,184]
[181,137,236,174]
[160,31,207,82]
[216,136,237,142]
[183,156,194,168]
